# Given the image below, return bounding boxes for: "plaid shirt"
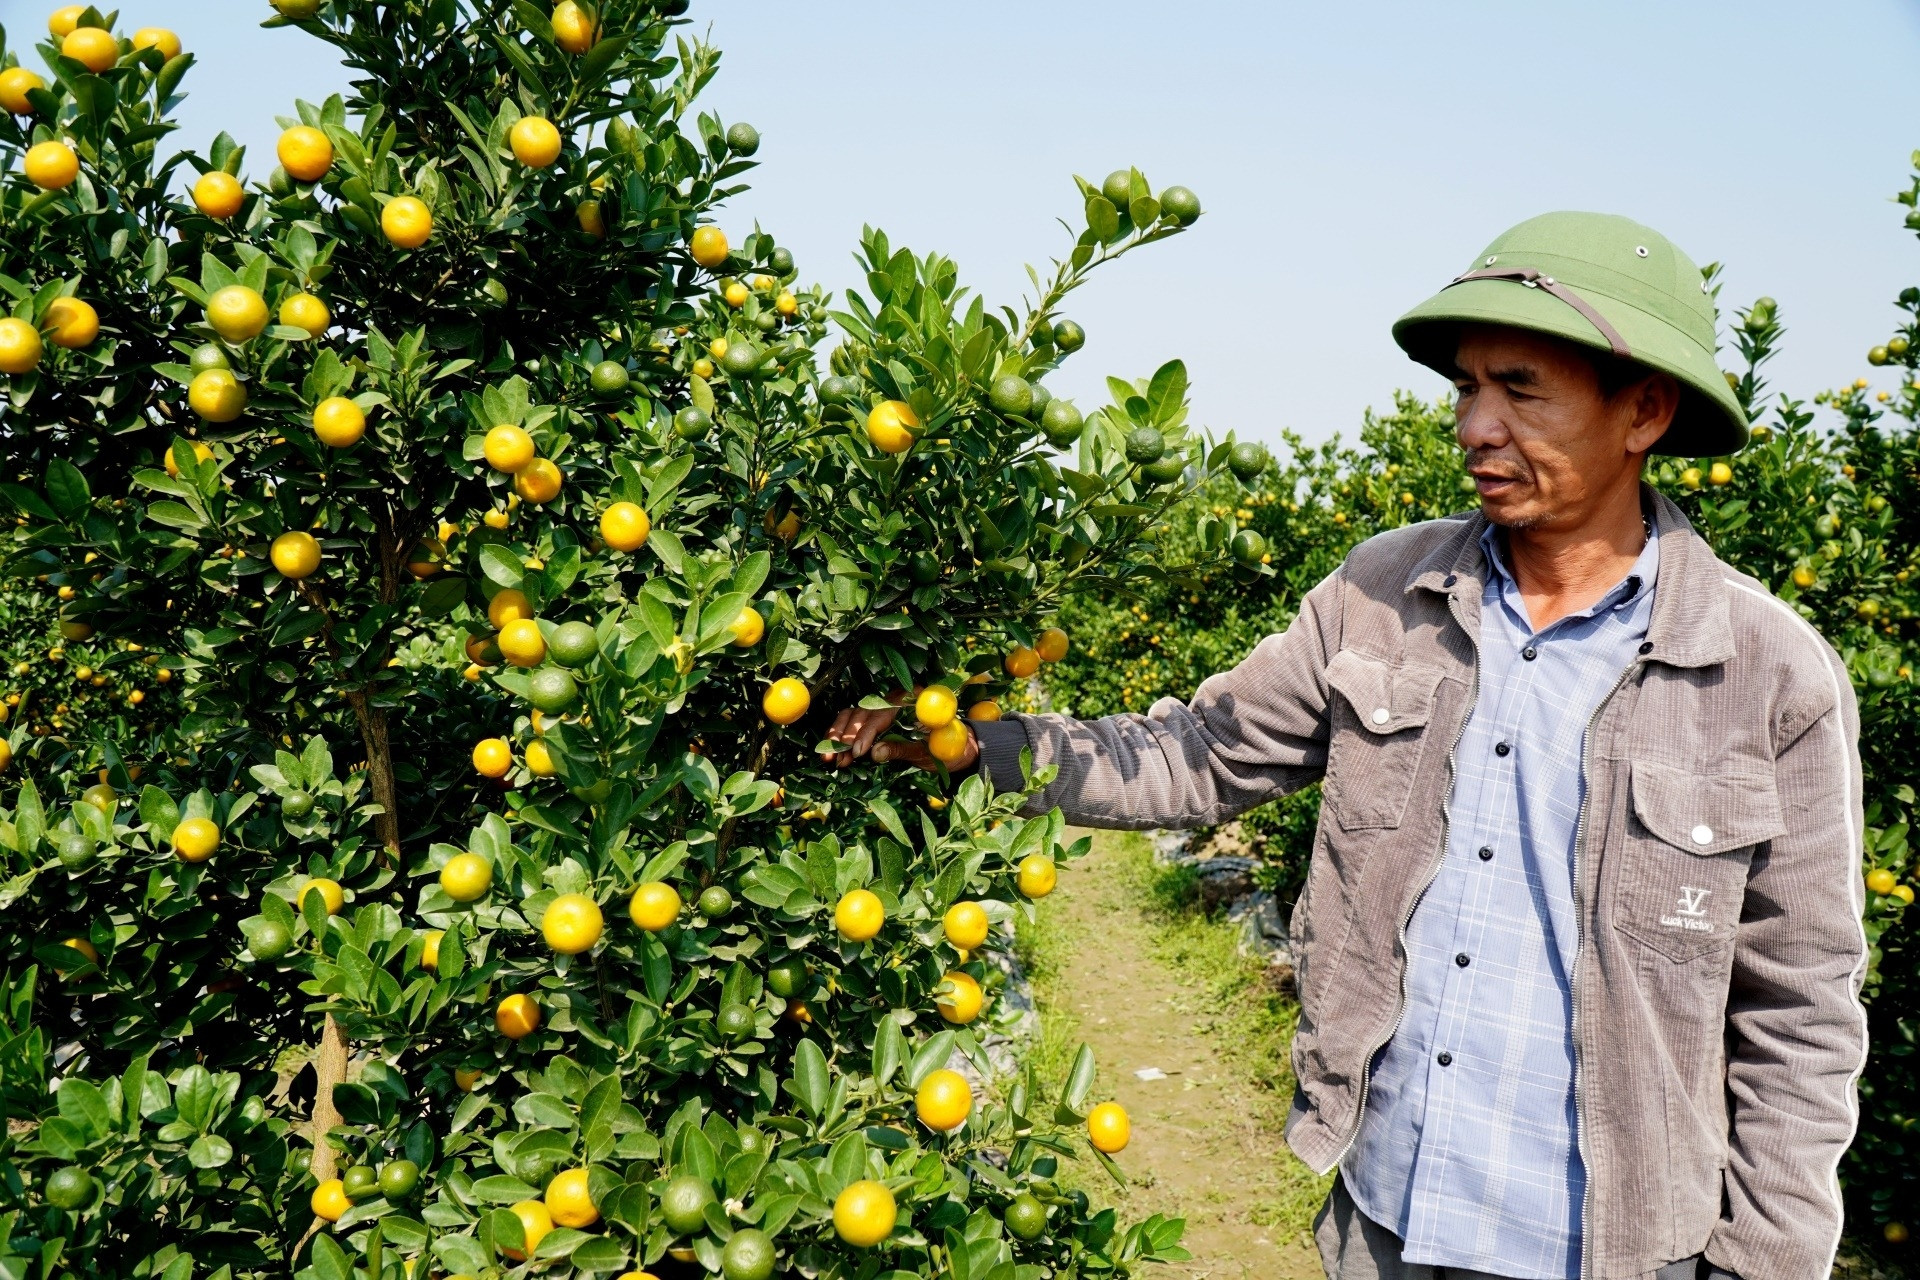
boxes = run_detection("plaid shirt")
[1342,519,1660,1279]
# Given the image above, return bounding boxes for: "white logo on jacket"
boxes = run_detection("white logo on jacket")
[1661,886,1714,931]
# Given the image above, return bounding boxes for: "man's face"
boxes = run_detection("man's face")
[1451,326,1678,530]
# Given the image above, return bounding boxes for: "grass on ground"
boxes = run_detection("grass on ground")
[1016,830,1332,1242]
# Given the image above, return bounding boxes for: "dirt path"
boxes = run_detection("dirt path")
[1032,831,1325,1280]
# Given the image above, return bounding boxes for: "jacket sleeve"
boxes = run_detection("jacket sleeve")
[1707,648,1868,1280]
[972,569,1341,829]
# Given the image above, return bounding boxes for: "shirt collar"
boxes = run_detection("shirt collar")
[1479,508,1660,626]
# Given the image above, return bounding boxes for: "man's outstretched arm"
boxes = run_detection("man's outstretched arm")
[822,571,1343,830]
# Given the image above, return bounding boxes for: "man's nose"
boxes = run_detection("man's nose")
[1454,393,1510,451]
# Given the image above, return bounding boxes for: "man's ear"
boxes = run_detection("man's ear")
[1625,373,1681,455]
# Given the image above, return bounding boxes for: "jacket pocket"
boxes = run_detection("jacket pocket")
[1322,648,1443,831]
[1613,760,1783,961]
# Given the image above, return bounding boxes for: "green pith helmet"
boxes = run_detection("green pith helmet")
[1393,211,1748,457]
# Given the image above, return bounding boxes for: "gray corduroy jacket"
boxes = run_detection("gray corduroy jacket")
[976,491,1868,1280]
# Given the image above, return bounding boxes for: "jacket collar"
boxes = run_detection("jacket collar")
[1405,486,1733,669]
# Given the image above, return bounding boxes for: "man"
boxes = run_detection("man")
[824,212,1868,1280]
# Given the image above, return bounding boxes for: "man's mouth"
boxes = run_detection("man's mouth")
[1470,469,1524,495]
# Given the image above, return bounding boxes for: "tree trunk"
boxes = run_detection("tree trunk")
[346,689,403,861]
[308,506,404,1210]
[307,1013,349,1183]
[341,497,407,863]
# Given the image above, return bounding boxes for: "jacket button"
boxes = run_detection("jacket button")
[1691,824,1713,845]
[1494,741,1511,757]
[1370,707,1391,725]
[1443,574,1458,588]
[1437,1051,1453,1067]
[1638,641,1654,655]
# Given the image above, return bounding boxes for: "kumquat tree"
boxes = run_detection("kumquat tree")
[0,2,1238,1277]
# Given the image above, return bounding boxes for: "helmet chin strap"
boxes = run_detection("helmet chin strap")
[1447,266,1632,359]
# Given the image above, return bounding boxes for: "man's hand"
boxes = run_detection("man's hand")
[820,701,981,772]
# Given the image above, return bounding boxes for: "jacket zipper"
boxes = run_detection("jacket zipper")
[1567,656,1644,1280]
[1328,587,1483,1169]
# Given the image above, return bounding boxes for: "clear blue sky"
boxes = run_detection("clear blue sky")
[8,0,1920,448]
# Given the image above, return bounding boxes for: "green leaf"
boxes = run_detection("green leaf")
[310,1235,352,1280]
[827,1130,867,1186]
[640,934,671,1004]
[603,1183,651,1234]
[155,51,195,101]
[869,799,910,848]
[437,918,468,981]
[188,1134,234,1168]
[638,840,688,884]
[420,576,466,617]
[14,779,44,852]
[576,33,633,85]
[517,804,579,840]
[731,550,771,600]
[697,591,750,649]
[471,1175,541,1203]
[1146,360,1188,426]
[433,1235,488,1277]
[788,1038,829,1117]
[144,501,206,532]
[512,0,556,43]
[1061,1042,1097,1112]
[759,1193,802,1239]
[905,1030,956,1087]
[648,528,685,574]
[1,483,58,521]
[1086,195,1120,242]
[260,891,297,931]
[635,594,678,652]
[479,543,525,589]
[174,1065,215,1131]
[689,374,714,415]
[139,786,180,840]
[570,1237,630,1272]
[37,1117,85,1161]
[870,1017,904,1088]
[580,1076,621,1141]
[44,459,89,521]
[303,882,332,936]
[647,453,695,505]
[960,328,996,382]
[57,1078,111,1142]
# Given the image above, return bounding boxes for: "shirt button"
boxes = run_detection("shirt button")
[1522,646,1537,661]
[1455,953,1470,967]
[1437,1051,1453,1067]
[1494,741,1512,757]
[1371,707,1391,726]
[1691,824,1714,846]
[1478,846,1494,861]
